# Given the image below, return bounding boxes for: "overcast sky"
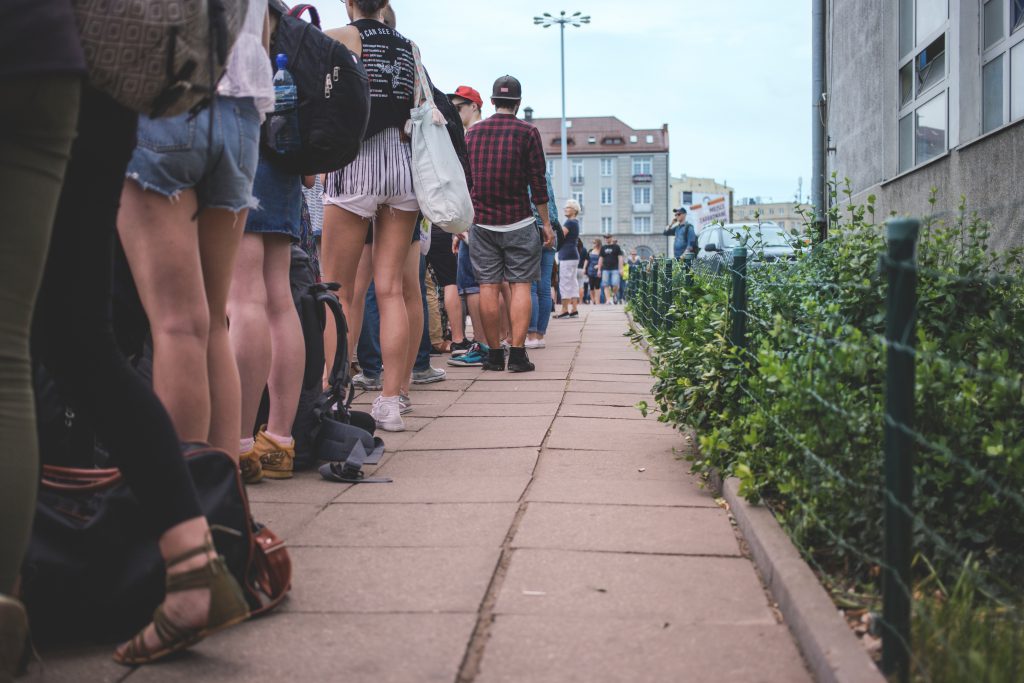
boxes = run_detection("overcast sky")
[315,0,812,203]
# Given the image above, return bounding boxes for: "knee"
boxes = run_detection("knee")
[374,279,404,302]
[153,306,211,348]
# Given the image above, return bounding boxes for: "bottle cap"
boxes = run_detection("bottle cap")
[276,53,288,70]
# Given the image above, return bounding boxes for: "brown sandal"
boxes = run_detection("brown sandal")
[113,541,250,666]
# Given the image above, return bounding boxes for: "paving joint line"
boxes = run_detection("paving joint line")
[453,310,590,683]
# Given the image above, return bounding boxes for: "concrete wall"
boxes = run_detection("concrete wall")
[826,0,1024,250]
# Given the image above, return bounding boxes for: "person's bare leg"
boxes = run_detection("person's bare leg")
[478,284,502,350]
[321,205,369,381]
[372,208,417,398]
[499,282,512,343]
[508,282,533,348]
[117,183,211,442]
[466,292,483,342]
[226,234,270,442]
[198,208,245,454]
[263,235,304,437]
[347,242,373,366]
[444,284,465,342]
[399,242,422,395]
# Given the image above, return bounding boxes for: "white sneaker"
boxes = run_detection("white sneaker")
[525,338,546,349]
[372,395,405,432]
[398,393,413,415]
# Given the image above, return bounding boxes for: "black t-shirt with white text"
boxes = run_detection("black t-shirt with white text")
[600,243,624,270]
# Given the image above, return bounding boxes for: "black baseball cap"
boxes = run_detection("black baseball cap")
[491,75,522,100]
[674,207,688,214]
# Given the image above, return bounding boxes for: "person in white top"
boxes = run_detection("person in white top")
[117,0,274,457]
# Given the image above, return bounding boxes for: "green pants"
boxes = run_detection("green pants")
[0,75,80,594]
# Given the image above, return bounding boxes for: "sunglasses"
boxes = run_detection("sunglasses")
[454,101,475,110]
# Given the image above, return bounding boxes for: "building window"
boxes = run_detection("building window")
[546,159,555,177]
[981,0,1024,133]
[632,156,652,175]
[632,216,652,234]
[897,0,949,171]
[632,186,652,206]
[682,191,693,205]
[629,135,638,143]
[601,217,613,234]
[571,160,584,184]
[645,134,654,143]
[600,187,614,205]
[600,158,613,176]
[588,136,597,144]
[572,191,584,210]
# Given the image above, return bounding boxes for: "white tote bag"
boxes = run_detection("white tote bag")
[407,43,474,235]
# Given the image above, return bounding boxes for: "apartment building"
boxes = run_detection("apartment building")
[526,111,671,256]
[732,200,813,233]
[825,0,1024,249]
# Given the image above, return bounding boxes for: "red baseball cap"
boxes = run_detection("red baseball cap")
[448,85,483,108]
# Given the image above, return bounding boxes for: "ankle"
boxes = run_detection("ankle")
[263,430,293,447]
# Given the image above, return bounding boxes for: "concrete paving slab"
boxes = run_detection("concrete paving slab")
[409,378,473,391]
[571,361,652,375]
[403,416,553,450]
[465,380,566,393]
[569,372,652,383]
[454,391,564,405]
[292,503,517,548]
[244,472,350,505]
[561,392,650,407]
[476,617,811,683]
[442,402,560,417]
[127,613,477,683]
[512,503,741,556]
[22,645,123,683]
[249,502,324,542]
[526,477,715,507]
[471,371,567,382]
[285,546,499,613]
[545,421,680,452]
[567,379,655,394]
[534,448,693,482]
[337,475,532,503]
[496,549,775,624]
[556,403,657,420]
[376,448,538,478]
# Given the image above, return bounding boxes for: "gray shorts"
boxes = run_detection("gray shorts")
[468,224,542,285]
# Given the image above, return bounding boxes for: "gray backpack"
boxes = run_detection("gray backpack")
[74,0,248,117]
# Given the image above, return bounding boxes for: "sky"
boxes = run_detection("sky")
[315,0,812,203]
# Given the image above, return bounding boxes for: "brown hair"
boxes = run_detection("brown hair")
[353,0,388,15]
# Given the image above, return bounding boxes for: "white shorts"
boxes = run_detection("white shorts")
[559,260,579,300]
[323,126,418,219]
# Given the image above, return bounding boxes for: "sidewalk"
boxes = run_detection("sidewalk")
[27,305,811,683]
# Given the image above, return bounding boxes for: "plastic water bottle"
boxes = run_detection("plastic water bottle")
[270,53,300,153]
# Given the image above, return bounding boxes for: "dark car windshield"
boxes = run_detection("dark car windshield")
[724,225,792,249]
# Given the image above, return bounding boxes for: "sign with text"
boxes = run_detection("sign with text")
[686,194,730,228]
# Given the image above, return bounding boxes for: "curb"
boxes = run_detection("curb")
[722,478,885,683]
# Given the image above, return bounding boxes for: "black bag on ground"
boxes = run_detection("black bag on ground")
[262,1,370,174]
[21,445,291,644]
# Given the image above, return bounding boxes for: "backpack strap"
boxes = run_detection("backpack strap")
[289,4,321,28]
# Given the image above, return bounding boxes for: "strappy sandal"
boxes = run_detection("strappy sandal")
[113,541,250,666]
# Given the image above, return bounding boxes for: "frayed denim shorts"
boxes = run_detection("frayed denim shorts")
[126,95,260,212]
[245,157,302,239]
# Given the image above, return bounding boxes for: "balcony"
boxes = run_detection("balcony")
[632,173,653,183]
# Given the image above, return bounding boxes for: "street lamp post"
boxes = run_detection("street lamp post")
[534,11,590,207]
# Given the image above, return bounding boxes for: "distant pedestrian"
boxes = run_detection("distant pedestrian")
[586,239,602,304]
[465,75,554,373]
[597,234,624,304]
[664,207,697,259]
[554,199,581,318]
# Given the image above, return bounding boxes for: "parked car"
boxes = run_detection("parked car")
[695,222,798,274]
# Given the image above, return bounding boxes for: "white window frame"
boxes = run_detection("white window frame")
[632,216,653,234]
[632,186,652,205]
[981,0,1024,133]
[546,159,555,177]
[572,191,585,210]
[601,216,613,234]
[600,158,614,176]
[600,187,614,205]
[896,0,952,173]
[631,156,653,175]
[571,159,585,184]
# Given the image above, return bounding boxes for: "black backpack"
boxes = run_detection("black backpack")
[263,2,370,174]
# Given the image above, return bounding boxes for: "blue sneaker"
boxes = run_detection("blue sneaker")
[447,342,487,367]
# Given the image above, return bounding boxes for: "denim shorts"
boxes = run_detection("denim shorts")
[601,269,622,288]
[246,157,302,239]
[456,240,480,295]
[126,96,260,212]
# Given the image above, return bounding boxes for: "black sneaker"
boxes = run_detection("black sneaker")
[450,338,473,356]
[554,312,570,319]
[482,347,506,371]
[507,347,535,373]
[568,311,579,318]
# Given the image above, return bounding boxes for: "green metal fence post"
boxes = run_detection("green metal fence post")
[729,247,748,349]
[683,252,694,288]
[882,217,920,683]
[662,259,674,328]
[650,260,660,324]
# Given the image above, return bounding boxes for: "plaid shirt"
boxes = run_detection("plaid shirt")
[466,114,549,226]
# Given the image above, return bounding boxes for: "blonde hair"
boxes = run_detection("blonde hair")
[564,198,582,215]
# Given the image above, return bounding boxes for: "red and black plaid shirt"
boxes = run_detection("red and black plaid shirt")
[465,114,549,226]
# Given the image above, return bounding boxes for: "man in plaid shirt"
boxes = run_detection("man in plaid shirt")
[465,75,554,373]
